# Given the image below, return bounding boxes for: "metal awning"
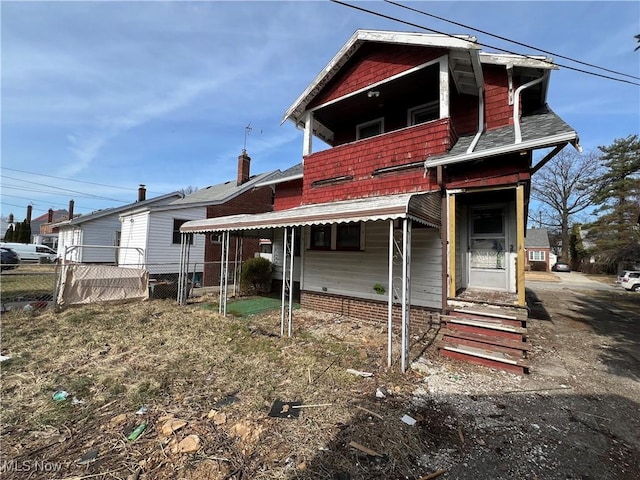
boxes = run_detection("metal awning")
[180,192,441,234]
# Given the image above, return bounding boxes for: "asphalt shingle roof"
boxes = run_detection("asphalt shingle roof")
[525,228,550,248]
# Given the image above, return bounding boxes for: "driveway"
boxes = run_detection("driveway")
[527,270,617,292]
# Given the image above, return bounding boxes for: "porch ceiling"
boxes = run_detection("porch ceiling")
[180,192,442,235]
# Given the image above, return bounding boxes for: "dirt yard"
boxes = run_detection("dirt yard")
[1,286,639,479]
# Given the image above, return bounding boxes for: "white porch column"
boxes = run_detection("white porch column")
[219,231,230,316]
[303,111,314,158]
[387,219,394,368]
[439,56,450,119]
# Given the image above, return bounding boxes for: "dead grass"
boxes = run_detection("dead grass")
[0,296,447,480]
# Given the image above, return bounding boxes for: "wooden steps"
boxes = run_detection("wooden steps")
[438,302,529,374]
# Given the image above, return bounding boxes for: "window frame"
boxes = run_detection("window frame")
[407,100,439,126]
[307,223,365,252]
[528,250,546,262]
[356,117,384,140]
[172,219,193,245]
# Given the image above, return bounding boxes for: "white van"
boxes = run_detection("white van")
[0,243,58,263]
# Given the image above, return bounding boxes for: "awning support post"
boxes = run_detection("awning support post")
[219,231,230,316]
[401,218,412,373]
[387,219,394,368]
[280,227,295,336]
[232,236,243,298]
[177,233,192,305]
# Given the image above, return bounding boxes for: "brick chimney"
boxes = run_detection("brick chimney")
[68,200,75,220]
[26,205,32,223]
[237,150,251,186]
[47,208,54,223]
[138,184,146,202]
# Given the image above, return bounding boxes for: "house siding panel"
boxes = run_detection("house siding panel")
[203,186,274,286]
[297,221,441,309]
[273,179,303,211]
[146,207,206,275]
[309,44,446,107]
[483,65,514,131]
[118,211,149,267]
[78,215,121,263]
[302,120,450,204]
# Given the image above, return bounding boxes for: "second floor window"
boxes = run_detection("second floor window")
[356,118,384,140]
[408,101,439,126]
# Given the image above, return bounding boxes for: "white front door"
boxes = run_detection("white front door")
[468,206,508,290]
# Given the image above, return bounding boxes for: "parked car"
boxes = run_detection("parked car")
[0,247,20,270]
[620,270,640,291]
[0,242,57,263]
[551,261,571,272]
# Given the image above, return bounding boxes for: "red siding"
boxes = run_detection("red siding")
[301,119,452,204]
[445,153,531,189]
[309,44,446,108]
[203,186,273,286]
[274,179,303,211]
[483,65,513,130]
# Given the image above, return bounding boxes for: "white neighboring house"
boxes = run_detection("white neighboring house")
[118,169,278,277]
[54,189,183,264]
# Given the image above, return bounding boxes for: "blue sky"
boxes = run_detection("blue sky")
[1,0,639,221]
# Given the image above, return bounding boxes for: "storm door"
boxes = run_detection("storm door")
[468,206,508,290]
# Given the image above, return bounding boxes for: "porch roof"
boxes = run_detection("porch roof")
[180,191,441,235]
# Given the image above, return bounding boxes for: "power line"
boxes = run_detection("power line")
[329,0,640,87]
[384,0,640,81]
[0,166,165,195]
[0,175,128,203]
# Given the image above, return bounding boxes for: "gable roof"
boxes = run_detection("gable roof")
[525,228,550,248]
[255,163,303,187]
[425,107,580,168]
[51,191,183,228]
[162,170,279,210]
[283,29,482,127]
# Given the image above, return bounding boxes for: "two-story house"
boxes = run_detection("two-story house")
[179,30,580,373]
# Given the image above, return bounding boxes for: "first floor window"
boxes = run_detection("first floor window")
[210,233,223,244]
[310,225,332,250]
[173,219,193,244]
[308,223,364,251]
[528,250,546,261]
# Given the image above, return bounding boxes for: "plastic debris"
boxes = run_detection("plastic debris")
[401,414,417,426]
[77,449,99,465]
[135,406,148,415]
[268,399,302,419]
[375,387,387,398]
[72,396,85,405]
[127,422,147,441]
[52,390,69,402]
[346,368,374,377]
[0,355,11,362]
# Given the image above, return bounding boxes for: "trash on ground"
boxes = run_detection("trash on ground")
[0,355,10,362]
[127,422,147,441]
[268,399,302,419]
[52,390,69,402]
[291,403,332,409]
[401,414,417,426]
[135,406,148,415]
[356,405,383,420]
[346,368,374,377]
[375,386,387,398]
[72,396,85,405]
[161,419,187,436]
[213,391,240,408]
[77,449,99,465]
[348,441,383,457]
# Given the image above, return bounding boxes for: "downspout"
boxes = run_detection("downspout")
[466,85,485,153]
[514,71,549,144]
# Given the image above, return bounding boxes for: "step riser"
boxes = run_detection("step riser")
[441,322,525,342]
[440,327,530,351]
[448,312,525,328]
[441,336,526,358]
[440,349,529,375]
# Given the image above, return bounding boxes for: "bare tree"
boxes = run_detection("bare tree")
[531,148,601,261]
[180,186,199,196]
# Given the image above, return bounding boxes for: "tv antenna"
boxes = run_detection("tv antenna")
[243,123,252,151]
